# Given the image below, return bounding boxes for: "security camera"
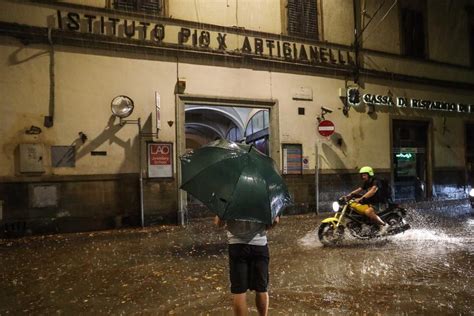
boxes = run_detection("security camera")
[321,106,333,113]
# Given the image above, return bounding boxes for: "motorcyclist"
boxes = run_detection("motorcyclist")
[345,166,389,235]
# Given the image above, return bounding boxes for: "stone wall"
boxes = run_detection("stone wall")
[0,174,178,237]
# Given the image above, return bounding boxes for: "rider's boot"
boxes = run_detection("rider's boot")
[378,223,390,236]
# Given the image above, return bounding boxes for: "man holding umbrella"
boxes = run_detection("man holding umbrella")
[214,215,279,316]
[181,139,291,315]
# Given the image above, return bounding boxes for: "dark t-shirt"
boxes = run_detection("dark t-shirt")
[361,177,382,204]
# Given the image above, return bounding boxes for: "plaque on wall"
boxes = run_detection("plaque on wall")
[147,142,173,178]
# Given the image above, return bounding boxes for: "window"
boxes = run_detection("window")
[245,110,269,137]
[245,110,270,155]
[470,10,474,67]
[287,0,318,40]
[226,127,242,142]
[471,24,474,67]
[400,0,426,58]
[114,0,163,15]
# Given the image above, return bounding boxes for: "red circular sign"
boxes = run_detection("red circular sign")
[318,120,335,137]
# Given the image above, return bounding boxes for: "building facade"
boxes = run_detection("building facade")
[1,0,474,235]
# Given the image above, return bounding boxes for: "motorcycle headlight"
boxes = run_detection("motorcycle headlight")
[332,201,340,212]
[469,189,474,197]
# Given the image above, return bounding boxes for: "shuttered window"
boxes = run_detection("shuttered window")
[400,0,426,59]
[471,23,474,67]
[401,8,425,58]
[114,0,163,15]
[287,0,318,40]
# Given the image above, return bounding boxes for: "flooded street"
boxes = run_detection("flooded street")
[1,204,473,315]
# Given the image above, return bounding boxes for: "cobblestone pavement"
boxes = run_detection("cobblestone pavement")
[0,204,473,315]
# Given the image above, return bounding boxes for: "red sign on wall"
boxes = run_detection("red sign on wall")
[317,120,335,137]
[148,142,173,178]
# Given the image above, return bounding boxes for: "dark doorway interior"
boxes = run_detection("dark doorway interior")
[392,120,429,201]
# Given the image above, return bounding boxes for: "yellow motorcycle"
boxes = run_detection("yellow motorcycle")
[318,197,410,246]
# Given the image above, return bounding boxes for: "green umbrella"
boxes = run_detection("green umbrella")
[180,139,292,225]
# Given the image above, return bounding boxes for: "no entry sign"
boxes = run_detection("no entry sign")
[318,120,335,137]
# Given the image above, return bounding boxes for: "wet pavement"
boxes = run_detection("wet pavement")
[0,203,473,315]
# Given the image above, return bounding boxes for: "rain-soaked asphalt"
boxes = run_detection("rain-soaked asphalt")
[0,203,473,315]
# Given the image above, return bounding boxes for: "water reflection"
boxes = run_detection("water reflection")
[0,205,472,315]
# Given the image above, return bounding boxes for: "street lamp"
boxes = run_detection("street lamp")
[110,95,144,228]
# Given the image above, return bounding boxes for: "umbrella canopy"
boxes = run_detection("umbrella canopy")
[180,139,292,225]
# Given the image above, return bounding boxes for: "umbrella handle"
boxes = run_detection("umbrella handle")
[248,144,253,152]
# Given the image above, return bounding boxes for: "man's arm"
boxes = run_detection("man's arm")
[266,215,280,230]
[355,185,378,203]
[346,187,363,199]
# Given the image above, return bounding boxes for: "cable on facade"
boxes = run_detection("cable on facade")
[362,0,398,42]
[358,0,386,41]
[46,27,55,128]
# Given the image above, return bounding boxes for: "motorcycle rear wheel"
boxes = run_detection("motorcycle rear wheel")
[318,223,345,246]
[385,214,403,227]
[383,213,410,235]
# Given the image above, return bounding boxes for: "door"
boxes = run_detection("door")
[392,120,429,201]
[465,124,474,188]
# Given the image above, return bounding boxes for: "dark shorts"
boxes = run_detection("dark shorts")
[228,243,269,294]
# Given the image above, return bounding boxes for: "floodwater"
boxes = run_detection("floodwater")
[0,204,473,315]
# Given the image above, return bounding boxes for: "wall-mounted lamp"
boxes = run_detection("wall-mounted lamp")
[78,131,87,144]
[367,104,375,115]
[338,87,350,116]
[176,78,186,94]
[25,125,42,135]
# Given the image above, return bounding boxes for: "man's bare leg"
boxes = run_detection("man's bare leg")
[255,292,269,316]
[233,293,248,316]
[366,207,386,226]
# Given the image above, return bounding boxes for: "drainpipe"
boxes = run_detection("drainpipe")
[315,140,320,214]
[352,0,361,84]
[138,118,144,228]
[45,27,54,127]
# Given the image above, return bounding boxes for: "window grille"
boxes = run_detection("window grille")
[287,0,318,40]
[114,0,163,15]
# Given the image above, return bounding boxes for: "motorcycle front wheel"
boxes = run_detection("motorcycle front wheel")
[318,223,345,246]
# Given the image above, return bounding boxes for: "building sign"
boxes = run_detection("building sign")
[355,92,474,114]
[55,10,354,67]
[148,142,173,178]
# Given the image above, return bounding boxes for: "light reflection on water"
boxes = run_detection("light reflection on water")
[289,207,473,314]
[298,228,321,249]
[0,207,472,315]
[391,228,465,244]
